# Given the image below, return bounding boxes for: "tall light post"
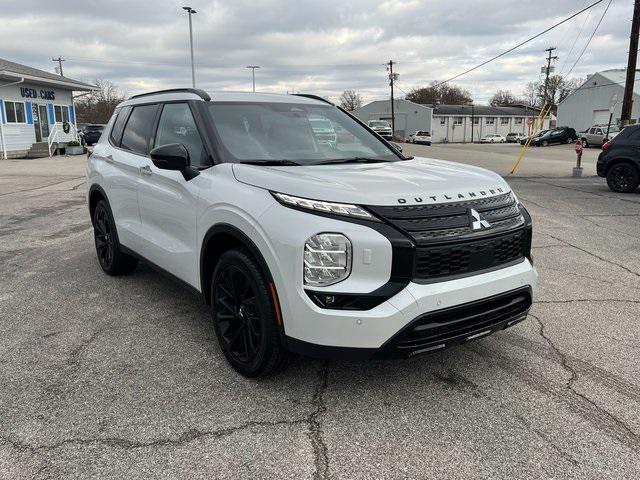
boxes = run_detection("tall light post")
[182,6,197,88]
[246,65,260,92]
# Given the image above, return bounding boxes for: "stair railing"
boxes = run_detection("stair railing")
[48,124,60,157]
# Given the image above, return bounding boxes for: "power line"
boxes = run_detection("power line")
[431,0,604,87]
[558,5,593,75]
[564,0,613,78]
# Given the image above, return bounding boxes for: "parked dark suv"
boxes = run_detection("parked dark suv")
[530,126,577,147]
[597,124,640,193]
[81,124,105,146]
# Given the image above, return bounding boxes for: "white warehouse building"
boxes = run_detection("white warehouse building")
[557,69,640,132]
[352,99,433,139]
[0,58,96,159]
[431,105,555,143]
[353,99,554,143]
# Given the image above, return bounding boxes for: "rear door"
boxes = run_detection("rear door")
[137,102,209,287]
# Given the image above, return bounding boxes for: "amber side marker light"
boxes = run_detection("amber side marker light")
[269,282,283,325]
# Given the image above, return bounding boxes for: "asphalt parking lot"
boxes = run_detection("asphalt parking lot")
[1,145,639,479]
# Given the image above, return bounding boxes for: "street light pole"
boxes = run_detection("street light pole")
[246,65,260,92]
[182,6,197,88]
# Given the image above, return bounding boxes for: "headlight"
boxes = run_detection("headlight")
[304,233,352,286]
[272,192,377,220]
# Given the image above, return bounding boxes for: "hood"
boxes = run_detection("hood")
[232,157,509,206]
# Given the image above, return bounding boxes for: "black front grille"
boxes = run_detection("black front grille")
[367,192,530,281]
[378,287,532,358]
[414,229,525,280]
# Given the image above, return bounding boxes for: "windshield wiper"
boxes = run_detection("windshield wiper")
[315,157,393,165]
[240,160,302,166]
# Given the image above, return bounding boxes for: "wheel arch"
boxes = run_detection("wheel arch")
[200,223,273,305]
[88,184,109,225]
[604,157,640,175]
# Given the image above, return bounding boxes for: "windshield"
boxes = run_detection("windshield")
[207,102,400,165]
[368,121,390,128]
[607,125,620,133]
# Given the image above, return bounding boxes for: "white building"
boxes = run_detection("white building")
[0,58,96,159]
[557,69,640,132]
[351,99,433,139]
[353,99,554,143]
[431,104,555,143]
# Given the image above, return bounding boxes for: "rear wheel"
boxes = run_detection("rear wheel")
[211,249,289,377]
[93,200,138,275]
[542,140,549,147]
[606,162,640,193]
[566,137,573,144]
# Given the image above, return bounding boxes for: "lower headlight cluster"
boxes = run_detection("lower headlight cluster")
[304,233,352,286]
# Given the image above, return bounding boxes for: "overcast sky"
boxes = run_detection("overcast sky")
[0,0,634,104]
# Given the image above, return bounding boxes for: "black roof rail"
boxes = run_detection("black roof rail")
[130,88,210,101]
[293,93,334,106]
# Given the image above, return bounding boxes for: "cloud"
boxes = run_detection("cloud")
[1,0,633,104]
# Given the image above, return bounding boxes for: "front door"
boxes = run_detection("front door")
[32,104,50,142]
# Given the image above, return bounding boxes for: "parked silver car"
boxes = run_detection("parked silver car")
[581,125,621,148]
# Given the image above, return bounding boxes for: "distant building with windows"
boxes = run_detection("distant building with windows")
[0,58,96,158]
[352,99,555,143]
[430,104,555,143]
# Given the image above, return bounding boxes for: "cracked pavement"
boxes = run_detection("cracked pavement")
[1,150,639,479]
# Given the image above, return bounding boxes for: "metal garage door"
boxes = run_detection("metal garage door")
[593,109,610,125]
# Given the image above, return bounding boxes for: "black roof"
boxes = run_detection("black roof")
[430,104,542,116]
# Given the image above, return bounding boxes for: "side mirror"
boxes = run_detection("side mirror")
[150,143,199,180]
[390,142,403,153]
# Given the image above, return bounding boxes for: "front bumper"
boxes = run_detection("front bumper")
[284,258,537,357]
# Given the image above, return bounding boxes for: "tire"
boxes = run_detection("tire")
[211,248,290,377]
[93,200,138,275]
[566,137,573,144]
[490,139,494,143]
[542,140,549,147]
[606,162,640,193]
[581,138,589,148]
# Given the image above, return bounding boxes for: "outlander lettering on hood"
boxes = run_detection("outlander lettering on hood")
[396,187,507,204]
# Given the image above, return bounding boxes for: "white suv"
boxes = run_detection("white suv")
[87,89,537,377]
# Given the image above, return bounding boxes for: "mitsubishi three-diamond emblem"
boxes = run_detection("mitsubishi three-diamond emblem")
[469,208,491,231]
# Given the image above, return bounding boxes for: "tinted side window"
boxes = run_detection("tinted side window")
[121,105,158,155]
[110,107,130,145]
[154,103,208,167]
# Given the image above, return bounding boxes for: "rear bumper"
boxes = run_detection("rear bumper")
[286,285,532,359]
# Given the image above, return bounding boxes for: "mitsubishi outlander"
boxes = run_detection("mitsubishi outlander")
[87,89,537,377]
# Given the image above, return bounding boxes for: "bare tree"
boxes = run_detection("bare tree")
[75,79,125,124]
[339,90,363,111]
[489,89,519,107]
[521,76,583,111]
[405,82,472,105]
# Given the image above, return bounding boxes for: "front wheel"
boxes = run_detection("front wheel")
[581,139,589,148]
[211,249,289,377]
[93,200,138,275]
[606,162,640,193]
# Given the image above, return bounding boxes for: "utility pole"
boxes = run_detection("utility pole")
[470,102,475,143]
[621,0,640,126]
[246,65,260,92]
[52,57,65,76]
[182,6,197,88]
[386,60,398,138]
[542,47,558,107]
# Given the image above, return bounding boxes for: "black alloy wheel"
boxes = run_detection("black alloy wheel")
[606,163,640,193]
[92,200,138,275]
[94,204,114,270]
[211,249,289,377]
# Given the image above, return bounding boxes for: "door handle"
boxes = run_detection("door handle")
[105,154,114,164]
[139,165,153,176]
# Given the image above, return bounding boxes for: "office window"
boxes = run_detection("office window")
[514,117,523,125]
[473,117,480,125]
[438,117,446,126]
[486,117,495,125]
[453,117,463,125]
[500,117,510,125]
[54,105,70,123]
[120,104,159,155]
[4,101,26,123]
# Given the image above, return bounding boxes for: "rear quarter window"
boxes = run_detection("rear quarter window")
[109,107,131,146]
